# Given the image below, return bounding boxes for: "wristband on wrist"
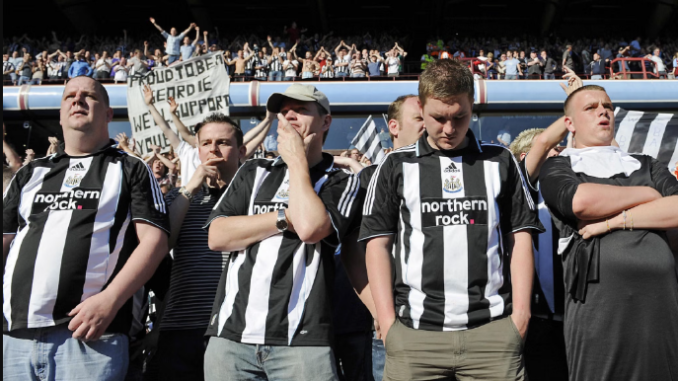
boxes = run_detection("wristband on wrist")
[179,186,194,202]
[622,210,627,230]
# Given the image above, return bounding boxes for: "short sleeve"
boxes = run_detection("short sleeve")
[318,172,362,247]
[650,158,678,197]
[499,155,544,234]
[204,162,255,229]
[540,156,580,223]
[3,167,27,235]
[359,156,400,241]
[164,187,181,208]
[127,158,170,234]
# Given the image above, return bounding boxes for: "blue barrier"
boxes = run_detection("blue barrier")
[3,80,677,114]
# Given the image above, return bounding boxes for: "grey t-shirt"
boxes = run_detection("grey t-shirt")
[128,57,148,75]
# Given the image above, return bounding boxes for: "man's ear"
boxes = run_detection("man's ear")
[238,143,247,160]
[322,114,332,134]
[106,107,114,124]
[388,119,399,139]
[564,115,575,134]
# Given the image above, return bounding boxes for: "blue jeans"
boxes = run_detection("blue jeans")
[372,331,386,381]
[335,72,349,78]
[17,75,32,86]
[269,71,283,81]
[168,54,180,64]
[544,73,556,80]
[3,324,129,381]
[204,337,339,381]
[505,74,518,80]
[351,73,366,78]
[591,75,602,80]
[284,76,295,81]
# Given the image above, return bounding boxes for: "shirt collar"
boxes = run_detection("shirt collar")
[416,129,482,157]
[52,139,117,160]
[272,152,335,173]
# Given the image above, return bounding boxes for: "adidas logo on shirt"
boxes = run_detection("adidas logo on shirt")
[443,162,461,173]
[70,163,86,171]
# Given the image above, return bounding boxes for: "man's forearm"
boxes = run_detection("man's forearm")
[148,105,182,149]
[573,184,662,220]
[167,195,190,250]
[608,195,678,231]
[341,231,377,318]
[208,213,279,252]
[286,161,332,244]
[510,231,533,317]
[244,120,273,159]
[525,116,567,182]
[105,225,168,310]
[170,113,196,147]
[366,237,396,328]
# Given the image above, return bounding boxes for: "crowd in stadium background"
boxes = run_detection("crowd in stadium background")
[4,18,678,85]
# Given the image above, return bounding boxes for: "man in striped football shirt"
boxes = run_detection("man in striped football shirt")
[360,60,543,380]
[203,84,362,381]
[3,76,170,380]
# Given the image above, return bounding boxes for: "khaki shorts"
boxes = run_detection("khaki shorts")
[383,317,525,381]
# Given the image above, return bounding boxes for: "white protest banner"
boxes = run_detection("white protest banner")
[127,52,230,155]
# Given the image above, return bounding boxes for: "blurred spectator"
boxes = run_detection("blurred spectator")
[150,17,196,64]
[30,58,46,85]
[350,51,367,78]
[645,48,667,79]
[673,52,678,78]
[598,44,613,62]
[541,50,557,80]
[94,51,112,79]
[67,51,93,78]
[630,36,642,57]
[504,51,522,80]
[7,51,23,84]
[128,49,149,75]
[232,45,255,82]
[268,46,285,81]
[180,27,201,61]
[3,54,15,83]
[526,51,543,79]
[146,146,178,191]
[385,48,401,77]
[562,44,575,72]
[589,52,605,80]
[349,148,362,161]
[367,52,382,78]
[253,50,268,81]
[283,51,299,81]
[334,41,351,78]
[616,46,631,78]
[16,53,33,85]
[114,57,129,83]
[300,51,318,79]
[497,52,507,79]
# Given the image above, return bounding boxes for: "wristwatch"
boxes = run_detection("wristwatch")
[179,187,194,202]
[276,208,289,233]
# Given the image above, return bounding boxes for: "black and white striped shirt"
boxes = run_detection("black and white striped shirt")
[334,56,350,74]
[3,142,170,334]
[268,55,283,72]
[204,154,361,346]
[160,186,230,331]
[359,131,543,331]
[254,56,268,78]
[3,61,15,76]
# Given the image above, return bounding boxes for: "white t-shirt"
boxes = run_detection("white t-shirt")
[96,58,112,73]
[283,60,298,77]
[176,140,201,184]
[114,66,128,81]
[649,56,665,73]
[387,57,400,74]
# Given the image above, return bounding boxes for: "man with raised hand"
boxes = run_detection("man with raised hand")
[539,84,678,380]
[156,113,246,381]
[361,59,543,380]
[203,84,361,381]
[3,76,169,380]
[508,70,583,381]
[149,17,196,65]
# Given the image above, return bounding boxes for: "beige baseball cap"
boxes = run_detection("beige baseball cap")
[266,84,331,114]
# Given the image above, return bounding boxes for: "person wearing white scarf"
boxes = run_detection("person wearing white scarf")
[539,85,678,381]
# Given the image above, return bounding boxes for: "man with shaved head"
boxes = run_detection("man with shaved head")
[540,85,678,380]
[3,76,170,380]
